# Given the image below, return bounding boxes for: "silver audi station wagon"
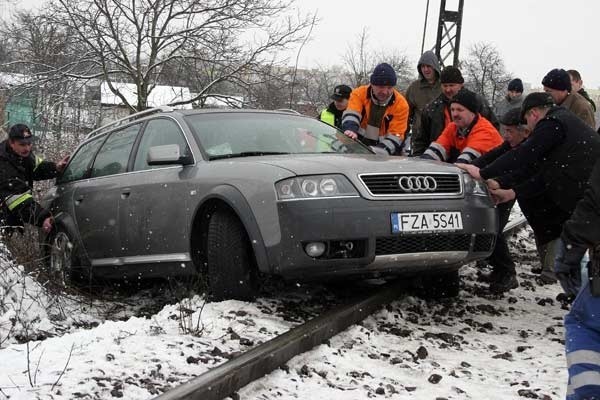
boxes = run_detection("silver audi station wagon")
[42,107,498,300]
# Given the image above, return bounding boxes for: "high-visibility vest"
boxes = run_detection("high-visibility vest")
[320,109,335,127]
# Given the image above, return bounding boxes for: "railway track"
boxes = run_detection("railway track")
[154,216,529,400]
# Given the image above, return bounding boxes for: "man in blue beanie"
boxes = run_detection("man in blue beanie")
[341,62,409,155]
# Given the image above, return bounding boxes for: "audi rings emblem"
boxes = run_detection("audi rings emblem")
[398,176,437,192]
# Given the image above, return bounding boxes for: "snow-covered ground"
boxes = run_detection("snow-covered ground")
[0,226,568,400]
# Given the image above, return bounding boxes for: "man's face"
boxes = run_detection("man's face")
[442,83,463,99]
[333,98,349,111]
[570,77,582,92]
[371,85,394,102]
[502,125,530,147]
[9,139,33,158]
[507,90,521,99]
[544,86,568,104]
[420,64,436,82]
[450,103,475,129]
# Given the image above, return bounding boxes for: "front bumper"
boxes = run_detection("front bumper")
[266,195,498,279]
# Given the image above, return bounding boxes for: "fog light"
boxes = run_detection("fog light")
[305,242,326,257]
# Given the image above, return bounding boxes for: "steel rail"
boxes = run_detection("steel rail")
[154,216,529,400]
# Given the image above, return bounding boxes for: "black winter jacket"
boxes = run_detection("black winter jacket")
[480,106,600,215]
[562,159,600,247]
[0,140,57,227]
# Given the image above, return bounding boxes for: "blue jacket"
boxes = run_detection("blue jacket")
[565,281,600,399]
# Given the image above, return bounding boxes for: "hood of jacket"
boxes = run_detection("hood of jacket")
[417,50,441,81]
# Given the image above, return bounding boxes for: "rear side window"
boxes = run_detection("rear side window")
[59,136,104,183]
[90,123,141,178]
[133,118,191,171]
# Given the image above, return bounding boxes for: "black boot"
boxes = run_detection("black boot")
[489,270,519,293]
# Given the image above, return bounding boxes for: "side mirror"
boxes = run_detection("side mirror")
[147,144,192,166]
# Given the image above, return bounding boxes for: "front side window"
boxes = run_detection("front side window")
[185,113,372,160]
[59,136,104,183]
[133,118,191,171]
[90,123,140,178]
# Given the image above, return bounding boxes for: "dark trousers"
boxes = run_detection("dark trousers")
[487,199,516,274]
[517,194,568,246]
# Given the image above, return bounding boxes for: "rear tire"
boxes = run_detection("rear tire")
[206,210,258,301]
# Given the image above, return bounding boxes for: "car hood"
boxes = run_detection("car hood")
[245,154,461,176]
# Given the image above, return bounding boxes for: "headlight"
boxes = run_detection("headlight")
[462,173,488,196]
[276,174,359,200]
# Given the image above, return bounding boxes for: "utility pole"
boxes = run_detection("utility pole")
[434,0,464,67]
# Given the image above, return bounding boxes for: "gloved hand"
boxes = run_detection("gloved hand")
[554,239,587,297]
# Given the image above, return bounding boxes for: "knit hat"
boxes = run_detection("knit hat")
[499,108,522,126]
[541,69,572,92]
[449,90,480,114]
[8,123,33,144]
[330,84,352,101]
[440,66,464,84]
[507,78,524,93]
[370,63,397,86]
[520,92,554,122]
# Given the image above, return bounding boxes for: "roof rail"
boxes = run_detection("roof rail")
[274,108,302,115]
[86,105,174,140]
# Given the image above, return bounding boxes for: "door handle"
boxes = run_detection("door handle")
[121,188,131,199]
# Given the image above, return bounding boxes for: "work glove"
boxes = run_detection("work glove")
[554,239,587,297]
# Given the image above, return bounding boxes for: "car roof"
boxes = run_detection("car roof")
[86,107,308,140]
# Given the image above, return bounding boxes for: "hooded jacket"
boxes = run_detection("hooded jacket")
[403,51,441,136]
[0,140,57,227]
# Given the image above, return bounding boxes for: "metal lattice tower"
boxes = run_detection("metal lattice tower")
[435,0,464,68]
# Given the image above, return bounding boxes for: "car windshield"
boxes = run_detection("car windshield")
[185,112,373,160]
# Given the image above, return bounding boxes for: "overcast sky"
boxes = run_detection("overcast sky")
[12,0,600,89]
[294,0,600,89]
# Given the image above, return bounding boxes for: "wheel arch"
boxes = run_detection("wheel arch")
[190,186,271,275]
[47,212,91,267]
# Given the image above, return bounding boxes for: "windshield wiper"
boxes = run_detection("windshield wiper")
[209,151,290,160]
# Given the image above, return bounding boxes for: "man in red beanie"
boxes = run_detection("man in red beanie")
[341,62,409,155]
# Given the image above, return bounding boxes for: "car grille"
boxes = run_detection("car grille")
[473,234,496,252]
[359,173,461,196]
[375,233,494,255]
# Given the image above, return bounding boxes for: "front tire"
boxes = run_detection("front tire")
[206,210,258,301]
[47,228,87,287]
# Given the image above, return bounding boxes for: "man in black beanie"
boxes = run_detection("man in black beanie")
[495,78,524,120]
[341,63,409,155]
[542,68,595,128]
[412,66,499,156]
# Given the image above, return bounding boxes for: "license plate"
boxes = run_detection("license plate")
[391,212,463,233]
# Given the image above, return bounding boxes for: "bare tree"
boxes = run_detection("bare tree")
[6,0,315,112]
[343,28,370,87]
[461,42,511,106]
[343,27,414,90]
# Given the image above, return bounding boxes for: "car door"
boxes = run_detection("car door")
[72,123,141,263]
[119,117,194,265]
